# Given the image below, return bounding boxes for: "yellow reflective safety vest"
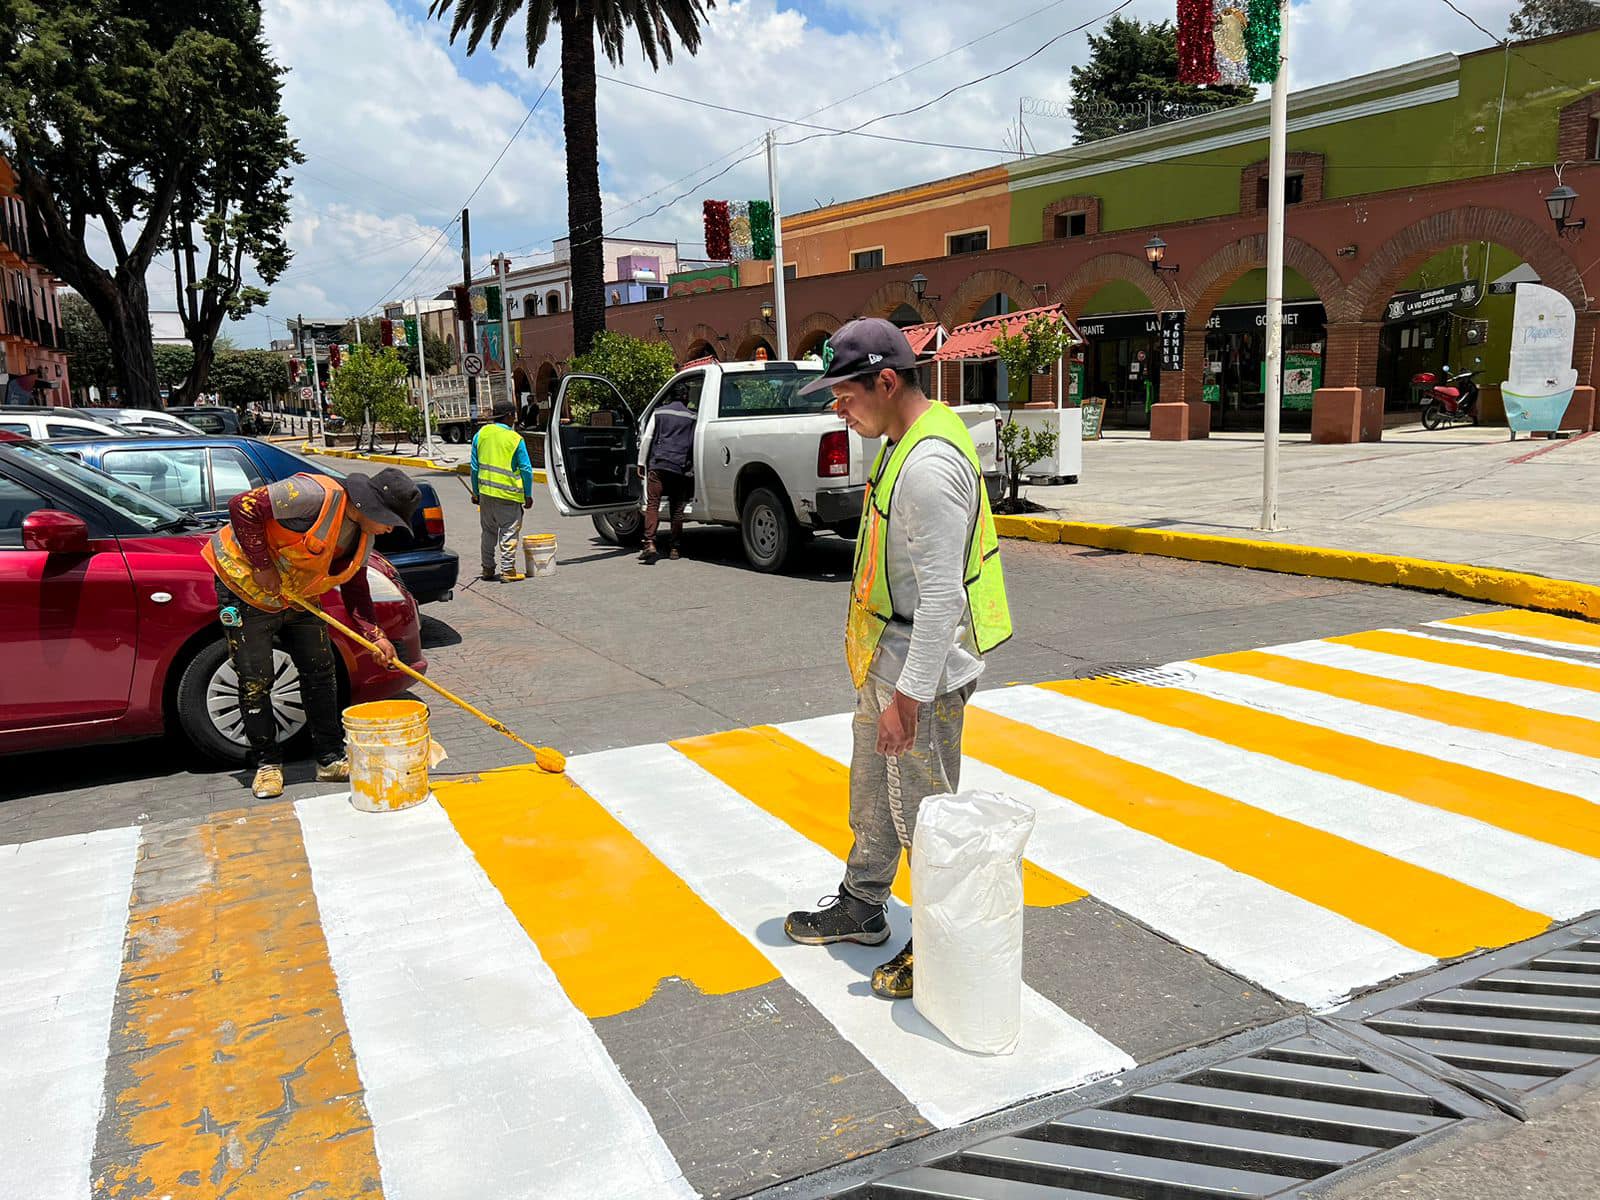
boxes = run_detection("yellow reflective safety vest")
[473,422,526,503]
[203,474,372,613]
[846,402,1012,690]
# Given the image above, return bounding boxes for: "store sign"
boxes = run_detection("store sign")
[1160,310,1185,373]
[1075,314,1161,340]
[1205,303,1324,334]
[1383,280,1480,323]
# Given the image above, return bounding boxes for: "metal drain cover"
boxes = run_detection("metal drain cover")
[1072,663,1196,688]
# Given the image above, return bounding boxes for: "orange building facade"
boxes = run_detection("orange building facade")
[0,157,70,406]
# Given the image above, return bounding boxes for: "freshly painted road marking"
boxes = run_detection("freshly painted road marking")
[569,743,1134,1129]
[958,703,1550,959]
[435,764,778,1018]
[0,827,137,1200]
[92,807,383,1199]
[672,726,1085,908]
[296,795,695,1200]
[1201,649,1600,761]
[1333,629,1600,695]
[1042,677,1600,867]
[778,713,1430,1008]
[1435,609,1600,652]
[1006,682,1600,919]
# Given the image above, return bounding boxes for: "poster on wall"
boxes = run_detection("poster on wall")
[1502,283,1578,436]
[1262,347,1323,411]
[1159,310,1185,372]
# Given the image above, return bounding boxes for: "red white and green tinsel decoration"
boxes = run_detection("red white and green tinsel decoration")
[1177,0,1282,87]
[703,198,776,262]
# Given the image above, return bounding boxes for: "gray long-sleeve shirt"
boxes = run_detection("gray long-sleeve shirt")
[866,438,984,703]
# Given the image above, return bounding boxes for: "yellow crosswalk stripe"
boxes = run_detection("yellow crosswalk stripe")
[672,726,1086,907]
[1201,649,1600,761]
[1438,609,1600,650]
[1331,629,1600,694]
[960,706,1551,959]
[1041,678,1600,860]
[436,764,778,1019]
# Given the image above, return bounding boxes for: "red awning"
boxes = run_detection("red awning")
[932,303,1080,362]
[899,321,946,357]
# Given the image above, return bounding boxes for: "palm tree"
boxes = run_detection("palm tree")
[429,0,715,356]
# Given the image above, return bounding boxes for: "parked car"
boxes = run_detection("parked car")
[165,405,243,435]
[57,435,460,604]
[545,359,1005,572]
[0,432,426,762]
[0,409,132,441]
[83,407,208,437]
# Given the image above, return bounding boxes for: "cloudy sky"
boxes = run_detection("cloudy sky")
[209,0,1521,347]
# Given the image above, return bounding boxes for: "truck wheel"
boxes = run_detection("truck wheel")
[593,510,644,547]
[741,486,797,573]
[447,425,466,444]
[174,639,310,764]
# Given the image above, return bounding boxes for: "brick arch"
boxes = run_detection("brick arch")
[673,322,723,363]
[940,268,1036,328]
[733,318,777,361]
[792,310,841,357]
[1052,252,1180,317]
[860,281,936,322]
[533,360,559,402]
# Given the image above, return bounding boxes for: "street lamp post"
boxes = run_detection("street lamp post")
[1259,0,1290,533]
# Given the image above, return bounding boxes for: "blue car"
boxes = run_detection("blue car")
[61,436,460,604]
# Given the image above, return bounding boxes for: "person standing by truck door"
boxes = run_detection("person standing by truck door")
[471,398,534,581]
[783,319,1012,1001]
[635,383,696,564]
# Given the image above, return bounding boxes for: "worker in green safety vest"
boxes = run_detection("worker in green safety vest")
[470,398,535,582]
[783,318,1012,1001]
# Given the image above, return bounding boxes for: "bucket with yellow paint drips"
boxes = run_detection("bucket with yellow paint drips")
[343,700,444,812]
[523,533,558,578]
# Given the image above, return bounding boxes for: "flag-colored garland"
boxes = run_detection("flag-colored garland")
[1177,0,1218,85]
[1180,1,1280,88]
[703,200,731,261]
[749,201,774,261]
[1245,0,1282,84]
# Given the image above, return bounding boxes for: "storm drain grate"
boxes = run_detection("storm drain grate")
[848,1031,1472,1200]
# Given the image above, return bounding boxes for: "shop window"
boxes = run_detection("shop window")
[1256,173,1304,209]
[851,248,884,271]
[946,229,989,256]
[1054,211,1088,239]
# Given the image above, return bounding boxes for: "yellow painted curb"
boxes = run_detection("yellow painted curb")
[993,514,1600,622]
[300,444,547,483]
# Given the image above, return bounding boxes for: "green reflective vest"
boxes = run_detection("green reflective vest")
[474,423,525,504]
[846,402,1012,690]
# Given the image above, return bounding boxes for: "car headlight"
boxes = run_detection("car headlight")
[365,564,405,603]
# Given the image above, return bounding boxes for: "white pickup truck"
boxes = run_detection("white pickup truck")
[544,359,1004,572]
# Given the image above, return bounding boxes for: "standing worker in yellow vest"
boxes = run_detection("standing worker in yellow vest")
[470,398,535,582]
[784,319,1012,1001]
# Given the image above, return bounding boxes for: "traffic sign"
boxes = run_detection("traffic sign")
[462,353,485,377]
[299,387,313,402]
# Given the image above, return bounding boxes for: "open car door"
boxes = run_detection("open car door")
[544,373,645,517]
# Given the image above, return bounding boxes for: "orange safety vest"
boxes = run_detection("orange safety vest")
[203,473,372,612]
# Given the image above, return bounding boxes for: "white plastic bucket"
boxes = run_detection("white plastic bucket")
[344,700,433,812]
[523,533,558,577]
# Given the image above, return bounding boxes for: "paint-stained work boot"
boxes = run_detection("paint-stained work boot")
[316,758,350,783]
[639,544,658,564]
[501,571,526,582]
[784,888,889,947]
[251,764,285,799]
[871,941,913,1000]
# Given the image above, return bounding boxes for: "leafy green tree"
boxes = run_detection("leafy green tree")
[428,0,716,356]
[1509,0,1600,36]
[1069,15,1252,144]
[340,317,451,381]
[0,1,300,409]
[61,293,115,401]
[566,330,677,422]
[330,345,419,445]
[209,350,289,409]
[993,313,1075,509]
[154,344,196,393]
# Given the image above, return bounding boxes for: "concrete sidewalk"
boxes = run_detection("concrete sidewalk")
[1026,426,1600,586]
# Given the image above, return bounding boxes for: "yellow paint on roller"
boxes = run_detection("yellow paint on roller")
[961,706,1550,958]
[435,764,777,1018]
[93,805,383,1199]
[1439,609,1600,650]
[1042,678,1600,860]
[1203,649,1600,761]
[672,726,1086,908]
[1331,629,1600,695]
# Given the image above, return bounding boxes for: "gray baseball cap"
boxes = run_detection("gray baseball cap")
[798,318,918,395]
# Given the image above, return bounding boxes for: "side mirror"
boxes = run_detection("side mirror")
[22,510,91,555]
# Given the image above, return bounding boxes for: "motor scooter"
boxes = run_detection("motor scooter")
[1413,358,1482,430]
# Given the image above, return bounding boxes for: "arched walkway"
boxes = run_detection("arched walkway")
[940,268,1036,328]
[860,281,936,323]
[674,322,723,364]
[792,310,842,356]
[733,317,777,361]
[1053,252,1180,319]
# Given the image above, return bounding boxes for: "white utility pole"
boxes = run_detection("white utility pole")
[353,315,362,346]
[1258,0,1289,532]
[496,253,516,416]
[414,294,439,458]
[766,129,790,359]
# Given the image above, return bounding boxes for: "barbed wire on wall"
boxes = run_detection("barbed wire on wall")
[1021,94,1224,126]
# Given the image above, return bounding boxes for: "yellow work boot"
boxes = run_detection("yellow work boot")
[315,757,350,783]
[871,941,914,1000]
[501,571,526,582]
[251,764,285,799]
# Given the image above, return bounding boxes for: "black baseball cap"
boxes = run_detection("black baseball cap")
[798,318,918,395]
[345,467,422,529]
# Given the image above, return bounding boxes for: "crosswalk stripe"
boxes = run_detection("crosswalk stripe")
[959,703,1550,959]
[1333,629,1600,695]
[1041,677,1600,867]
[777,713,1431,1008]
[1200,649,1600,761]
[672,726,1086,908]
[92,806,384,1198]
[1434,610,1600,652]
[569,744,1135,1129]
[1011,682,1600,918]
[295,795,695,1200]
[435,764,778,1019]
[0,828,137,1200]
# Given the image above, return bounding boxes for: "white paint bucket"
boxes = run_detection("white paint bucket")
[344,700,433,812]
[523,533,558,577]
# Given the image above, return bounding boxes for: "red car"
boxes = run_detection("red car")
[0,432,426,762]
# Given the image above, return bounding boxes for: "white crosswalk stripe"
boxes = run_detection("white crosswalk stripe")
[1425,620,1600,657]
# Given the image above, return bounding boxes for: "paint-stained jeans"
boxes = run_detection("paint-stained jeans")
[842,677,977,906]
[215,579,344,768]
[479,495,525,576]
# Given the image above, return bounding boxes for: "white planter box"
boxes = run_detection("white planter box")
[1011,407,1082,483]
